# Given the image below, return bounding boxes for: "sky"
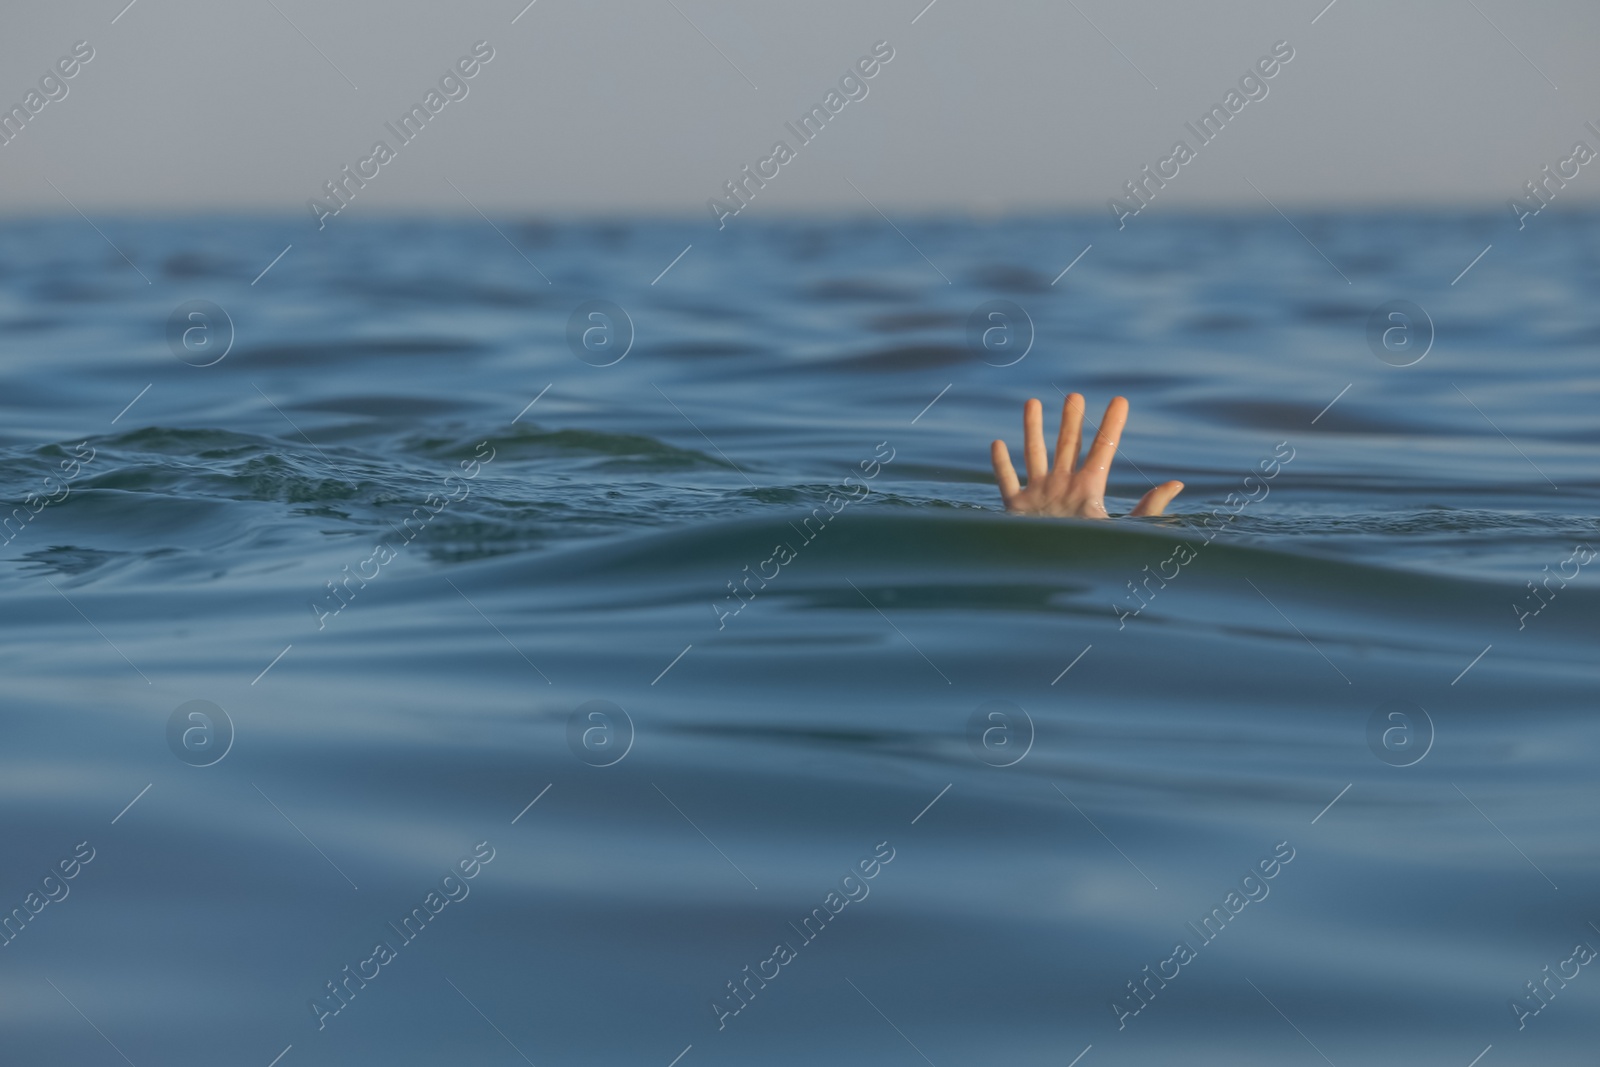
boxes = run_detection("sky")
[0,0,1596,219]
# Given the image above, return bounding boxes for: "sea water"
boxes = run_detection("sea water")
[0,212,1596,1064]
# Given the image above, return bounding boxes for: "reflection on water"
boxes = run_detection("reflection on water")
[0,213,1597,1065]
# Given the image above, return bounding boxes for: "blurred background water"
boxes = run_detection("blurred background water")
[0,212,1597,1065]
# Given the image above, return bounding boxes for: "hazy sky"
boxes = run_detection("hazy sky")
[1,0,1597,219]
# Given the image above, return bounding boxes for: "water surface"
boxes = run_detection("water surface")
[1,213,1597,1065]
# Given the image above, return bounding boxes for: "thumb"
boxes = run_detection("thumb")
[1129,481,1184,517]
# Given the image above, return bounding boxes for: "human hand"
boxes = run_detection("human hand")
[990,394,1183,518]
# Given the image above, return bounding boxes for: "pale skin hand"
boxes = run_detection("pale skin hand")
[990,394,1184,518]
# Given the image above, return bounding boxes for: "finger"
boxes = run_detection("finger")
[991,439,1021,501]
[1079,396,1129,497]
[1054,392,1084,477]
[1023,398,1048,484]
[1130,480,1184,517]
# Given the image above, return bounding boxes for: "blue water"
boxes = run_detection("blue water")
[1,212,1597,1065]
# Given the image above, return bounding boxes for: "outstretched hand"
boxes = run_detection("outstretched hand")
[990,394,1183,518]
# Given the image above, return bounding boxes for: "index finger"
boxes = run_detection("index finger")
[1079,396,1128,496]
